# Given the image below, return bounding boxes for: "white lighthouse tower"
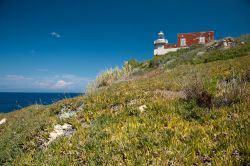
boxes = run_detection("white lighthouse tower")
[154,31,168,56]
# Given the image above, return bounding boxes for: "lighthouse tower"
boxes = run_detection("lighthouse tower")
[154,31,168,56]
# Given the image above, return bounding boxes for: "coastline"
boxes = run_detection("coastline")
[0,92,83,113]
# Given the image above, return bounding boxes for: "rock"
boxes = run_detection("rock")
[206,37,236,51]
[127,99,137,106]
[58,103,85,119]
[58,109,77,119]
[43,123,76,147]
[232,149,240,158]
[0,118,6,125]
[200,155,211,165]
[110,103,121,111]
[138,105,147,112]
[196,153,211,165]
[221,37,235,49]
[168,160,175,166]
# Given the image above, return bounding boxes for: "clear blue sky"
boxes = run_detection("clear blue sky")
[0,0,249,92]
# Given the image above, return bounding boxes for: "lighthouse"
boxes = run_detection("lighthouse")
[154,31,169,56]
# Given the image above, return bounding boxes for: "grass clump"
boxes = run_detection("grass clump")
[214,73,249,107]
[86,61,134,93]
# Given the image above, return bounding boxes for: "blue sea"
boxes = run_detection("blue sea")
[0,92,82,113]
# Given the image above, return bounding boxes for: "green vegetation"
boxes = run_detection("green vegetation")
[0,35,250,165]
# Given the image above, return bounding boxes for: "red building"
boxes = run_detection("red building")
[165,31,215,48]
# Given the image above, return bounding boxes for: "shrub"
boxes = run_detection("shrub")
[184,80,213,109]
[184,73,249,108]
[214,76,248,107]
[148,56,162,68]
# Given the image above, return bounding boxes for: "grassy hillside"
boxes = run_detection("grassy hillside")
[0,35,250,165]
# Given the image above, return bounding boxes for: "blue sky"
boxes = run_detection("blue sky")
[0,0,249,92]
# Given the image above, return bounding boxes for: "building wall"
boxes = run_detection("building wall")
[154,46,179,56]
[177,31,214,47]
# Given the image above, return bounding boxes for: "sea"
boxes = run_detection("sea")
[0,92,82,113]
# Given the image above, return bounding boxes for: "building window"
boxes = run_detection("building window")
[180,38,186,46]
[199,37,205,44]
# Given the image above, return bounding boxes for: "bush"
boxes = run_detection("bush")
[184,81,213,109]
[184,72,249,109]
[148,56,162,68]
[214,76,248,107]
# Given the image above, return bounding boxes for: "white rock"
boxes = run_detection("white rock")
[138,105,147,112]
[58,111,76,119]
[127,99,137,106]
[58,103,85,119]
[44,123,76,147]
[0,118,6,125]
[57,106,76,119]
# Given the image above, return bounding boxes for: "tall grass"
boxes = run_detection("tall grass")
[86,62,134,93]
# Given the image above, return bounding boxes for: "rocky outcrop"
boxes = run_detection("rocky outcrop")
[58,103,84,119]
[43,123,76,148]
[40,103,85,148]
[206,37,239,50]
[58,107,77,119]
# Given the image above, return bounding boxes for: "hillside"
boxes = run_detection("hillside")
[0,35,250,165]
